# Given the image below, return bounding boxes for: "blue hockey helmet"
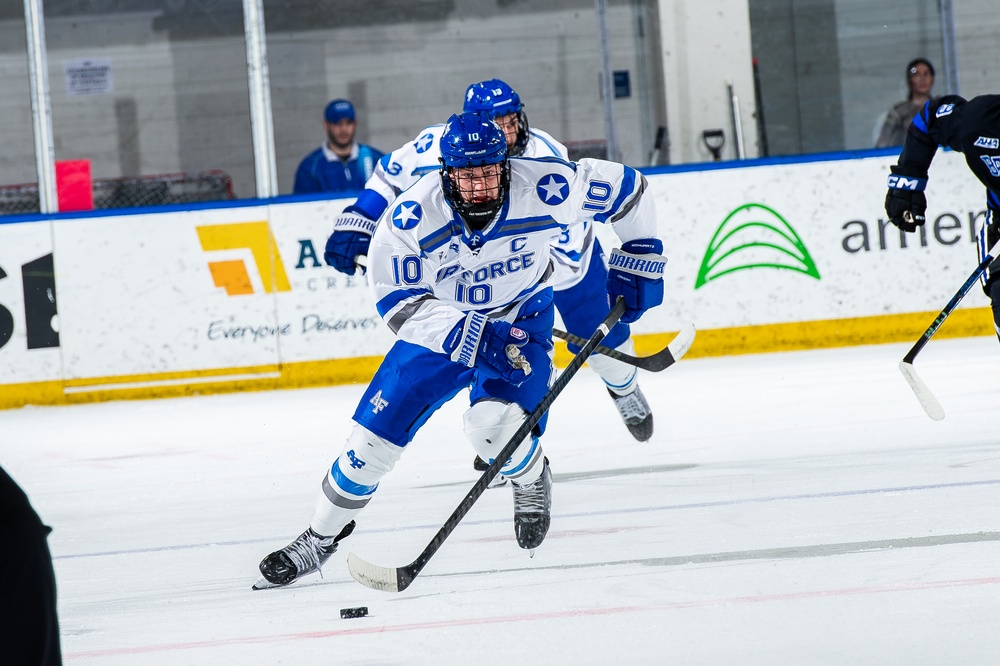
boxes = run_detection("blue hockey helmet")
[463,79,529,156]
[464,79,522,117]
[440,112,507,168]
[439,112,510,229]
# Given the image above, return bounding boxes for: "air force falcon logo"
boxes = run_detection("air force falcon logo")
[536,173,569,205]
[391,201,423,229]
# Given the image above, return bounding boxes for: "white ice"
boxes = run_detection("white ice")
[3,336,1000,665]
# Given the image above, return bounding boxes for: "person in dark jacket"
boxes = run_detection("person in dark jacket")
[876,58,935,148]
[0,465,62,665]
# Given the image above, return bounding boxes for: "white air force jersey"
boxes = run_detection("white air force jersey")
[365,124,448,207]
[367,125,568,208]
[517,130,595,290]
[365,126,589,289]
[368,156,657,354]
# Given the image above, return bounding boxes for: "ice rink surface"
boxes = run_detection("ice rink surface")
[3,336,1000,665]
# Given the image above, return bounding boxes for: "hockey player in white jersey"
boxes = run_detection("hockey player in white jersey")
[254,113,667,589]
[327,79,655,443]
[324,80,568,275]
[464,79,656,447]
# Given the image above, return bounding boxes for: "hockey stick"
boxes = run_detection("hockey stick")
[553,322,696,372]
[346,297,628,593]
[899,236,1000,420]
[362,255,694,372]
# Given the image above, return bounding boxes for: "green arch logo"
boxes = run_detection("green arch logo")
[695,203,820,289]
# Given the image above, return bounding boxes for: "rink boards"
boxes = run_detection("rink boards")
[0,149,992,409]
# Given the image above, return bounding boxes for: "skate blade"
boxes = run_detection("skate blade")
[251,575,283,590]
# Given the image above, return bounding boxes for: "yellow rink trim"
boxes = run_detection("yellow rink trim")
[1,307,993,411]
[553,307,994,364]
[0,357,385,411]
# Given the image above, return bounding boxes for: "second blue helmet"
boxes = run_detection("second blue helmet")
[463,79,530,156]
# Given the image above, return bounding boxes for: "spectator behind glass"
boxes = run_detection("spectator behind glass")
[293,99,384,195]
[875,58,935,148]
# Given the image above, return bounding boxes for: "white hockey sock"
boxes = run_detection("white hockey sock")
[310,424,402,537]
[464,400,545,484]
[587,337,639,395]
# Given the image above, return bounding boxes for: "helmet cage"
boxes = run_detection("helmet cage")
[506,108,529,157]
[442,162,511,231]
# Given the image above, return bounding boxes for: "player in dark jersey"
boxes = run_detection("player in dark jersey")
[884,94,1000,336]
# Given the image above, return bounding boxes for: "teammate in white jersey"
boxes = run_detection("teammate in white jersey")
[254,113,667,589]
[463,79,655,447]
[327,79,655,443]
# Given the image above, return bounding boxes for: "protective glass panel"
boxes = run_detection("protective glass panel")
[749,0,946,156]
[0,4,42,215]
[39,0,249,210]
[266,0,664,194]
[6,0,994,198]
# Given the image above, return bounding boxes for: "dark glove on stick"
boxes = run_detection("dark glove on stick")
[885,166,928,233]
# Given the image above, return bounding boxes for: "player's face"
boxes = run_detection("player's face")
[450,163,503,204]
[908,64,934,97]
[493,113,520,149]
[326,119,356,149]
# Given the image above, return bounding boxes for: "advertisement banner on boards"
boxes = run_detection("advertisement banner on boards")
[631,150,990,335]
[0,219,62,383]
[0,149,992,396]
[50,200,395,386]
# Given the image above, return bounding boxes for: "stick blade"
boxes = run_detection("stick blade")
[898,360,945,421]
[347,552,413,593]
[638,322,696,372]
[668,322,697,363]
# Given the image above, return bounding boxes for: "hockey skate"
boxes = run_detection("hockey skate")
[473,455,507,488]
[512,457,552,554]
[609,386,654,442]
[252,520,355,590]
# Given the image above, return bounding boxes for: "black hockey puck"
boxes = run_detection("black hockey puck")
[340,606,368,619]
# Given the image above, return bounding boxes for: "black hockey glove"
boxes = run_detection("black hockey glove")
[885,166,927,232]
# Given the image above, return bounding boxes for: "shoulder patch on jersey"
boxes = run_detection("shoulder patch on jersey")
[391,201,423,229]
[935,103,955,118]
[979,155,1000,178]
[974,136,1000,149]
[415,133,435,153]
[536,173,569,205]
